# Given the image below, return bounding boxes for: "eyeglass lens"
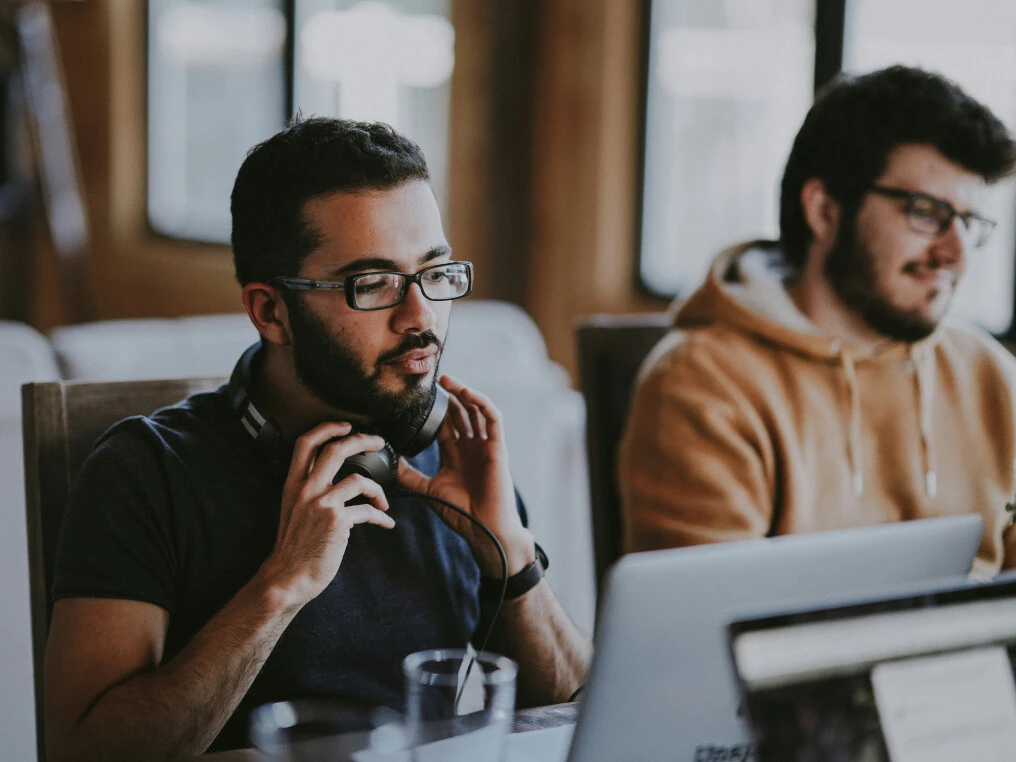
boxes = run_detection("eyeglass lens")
[905,197,994,248]
[351,263,471,309]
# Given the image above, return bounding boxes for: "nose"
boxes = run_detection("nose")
[930,218,967,266]
[390,281,436,334]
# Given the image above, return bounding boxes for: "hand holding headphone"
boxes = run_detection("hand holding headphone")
[333,385,449,488]
[228,342,546,667]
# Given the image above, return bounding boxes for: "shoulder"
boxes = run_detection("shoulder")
[635,325,770,408]
[83,385,235,475]
[641,324,762,378]
[935,319,1016,379]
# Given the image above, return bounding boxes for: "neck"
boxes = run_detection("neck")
[787,250,887,352]
[255,345,370,444]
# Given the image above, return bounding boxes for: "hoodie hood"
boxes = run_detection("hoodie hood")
[674,240,941,498]
[674,239,942,364]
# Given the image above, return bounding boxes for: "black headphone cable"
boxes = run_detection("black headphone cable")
[393,488,509,714]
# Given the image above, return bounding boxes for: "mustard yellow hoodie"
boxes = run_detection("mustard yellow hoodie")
[619,240,1016,573]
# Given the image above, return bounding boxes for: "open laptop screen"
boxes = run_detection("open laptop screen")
[729,577,1016,762]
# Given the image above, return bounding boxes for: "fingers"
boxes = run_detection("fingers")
[287,422,353,486]
[468,398,489,440]
[447,392,473,438]
[341,502,397,530]
[396,456,430,495]
[439,375,503,442]
[306,432,387,493]
[283,422,355,522]
[329,473,392,516]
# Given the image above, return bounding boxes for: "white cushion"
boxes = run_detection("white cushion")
[441,301,571,389]
[0,321,59,417]
[50,314,259,381]
[441,302,595,631]
[0,321,58,762]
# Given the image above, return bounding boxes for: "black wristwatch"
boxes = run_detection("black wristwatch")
[480,543,549,601]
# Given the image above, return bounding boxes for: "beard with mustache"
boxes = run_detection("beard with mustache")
[286,295,443,452]
[824,205,948,343]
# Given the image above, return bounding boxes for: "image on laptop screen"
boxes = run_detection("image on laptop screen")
[728,577,1016,762]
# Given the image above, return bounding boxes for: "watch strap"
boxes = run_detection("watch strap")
[480,543,549,601]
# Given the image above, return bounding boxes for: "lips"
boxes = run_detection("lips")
[903,263,956,290]
[910,272,954,291]
[385,347,437,375]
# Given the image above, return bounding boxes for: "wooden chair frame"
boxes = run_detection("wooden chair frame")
[21,377,223,760]
[575,313,670,592]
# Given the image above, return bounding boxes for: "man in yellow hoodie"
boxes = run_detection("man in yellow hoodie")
[620,65,1016,573]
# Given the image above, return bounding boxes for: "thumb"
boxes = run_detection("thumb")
[397,456,431,495]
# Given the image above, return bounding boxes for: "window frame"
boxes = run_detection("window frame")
[143,0,295,246]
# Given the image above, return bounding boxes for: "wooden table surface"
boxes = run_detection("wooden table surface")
[198,702,580,760]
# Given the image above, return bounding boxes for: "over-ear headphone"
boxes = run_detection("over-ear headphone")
[228,342,449,490]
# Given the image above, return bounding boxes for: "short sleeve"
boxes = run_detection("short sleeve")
[52,420,179,614]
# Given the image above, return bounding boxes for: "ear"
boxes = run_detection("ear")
[242,282,293,346]
[800,178,841,250]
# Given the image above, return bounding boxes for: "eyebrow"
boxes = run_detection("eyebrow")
[324,245,453,278]
[895,187,980,217]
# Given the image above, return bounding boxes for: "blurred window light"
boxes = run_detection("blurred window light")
[148,0,286,244]
[294,0,453,218]
[844,0,1016,333]
[640,0,816,297]
[147,0,452,245]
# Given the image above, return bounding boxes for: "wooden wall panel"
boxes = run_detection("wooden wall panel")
[447,0,539,306]
[44,0,241,328]
[526,0,658,376]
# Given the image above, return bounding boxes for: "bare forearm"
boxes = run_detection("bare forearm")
[50,575,299,762]
[488,581,592,707]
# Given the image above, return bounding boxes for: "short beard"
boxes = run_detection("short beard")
[287,295,442,452]
[825,208,941,343]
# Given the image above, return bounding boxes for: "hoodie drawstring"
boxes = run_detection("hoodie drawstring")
[839,350,865,497]
[838,346,937,500]
[911,346,937,498]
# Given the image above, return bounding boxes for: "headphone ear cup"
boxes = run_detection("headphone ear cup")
[402,385,449,456]
[256,419,286,473]
[333,442,398,492]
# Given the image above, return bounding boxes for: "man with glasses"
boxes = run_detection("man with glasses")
[620,65,1016,571]
[44,118,591,759]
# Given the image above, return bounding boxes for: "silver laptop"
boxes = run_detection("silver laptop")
[566,515,984,762]
[728,570,1016,761]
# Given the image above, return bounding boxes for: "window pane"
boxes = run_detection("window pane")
[640,0,816,296]
[294,0,453,215]
[844,0,1016,334]
[148,0,286,243]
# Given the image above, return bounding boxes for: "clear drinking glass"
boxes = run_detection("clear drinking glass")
[403,649,517,762]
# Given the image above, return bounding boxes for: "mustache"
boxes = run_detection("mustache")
[376,330,443,364]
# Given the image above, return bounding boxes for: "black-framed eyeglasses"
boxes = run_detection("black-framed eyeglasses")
[869,185,996,248]
[270,260,473,311]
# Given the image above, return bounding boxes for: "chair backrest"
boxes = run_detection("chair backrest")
[575,313,670,592]
[20,377,224,761]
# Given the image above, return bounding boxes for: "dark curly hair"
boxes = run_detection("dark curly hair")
[230,117,430,285]
[779,65,1016,268]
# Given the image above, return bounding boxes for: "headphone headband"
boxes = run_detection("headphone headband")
[228,343,286,471]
